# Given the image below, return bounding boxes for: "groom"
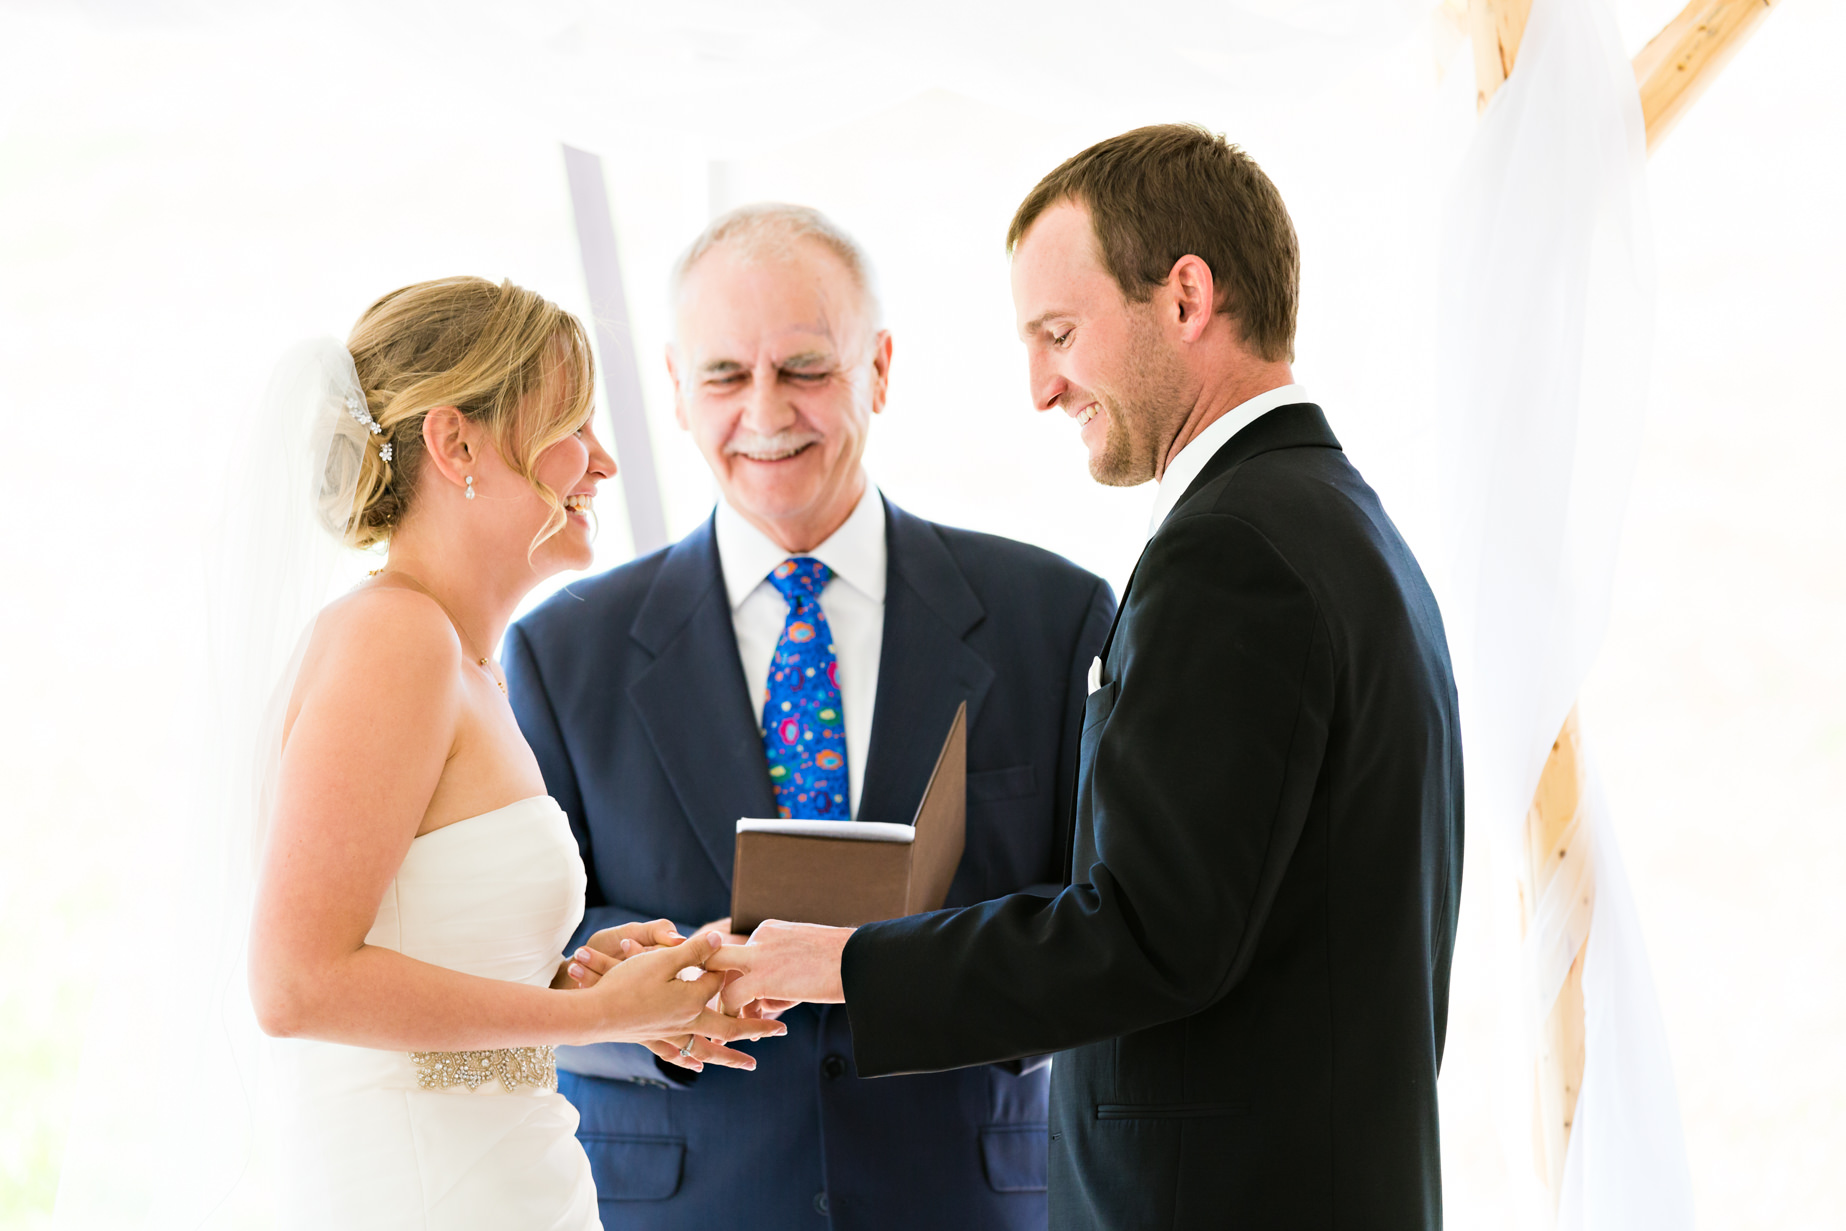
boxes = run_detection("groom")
[711,125,1466,1228]
[507,204,1113,1228]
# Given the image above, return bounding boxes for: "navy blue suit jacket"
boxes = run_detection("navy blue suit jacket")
[505,496,1114,1230]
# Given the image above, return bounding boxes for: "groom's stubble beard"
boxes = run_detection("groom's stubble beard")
[1087,306,1191,488]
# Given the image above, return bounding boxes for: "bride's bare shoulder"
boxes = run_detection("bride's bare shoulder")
[304,585,465,682]
[282,586,467,746]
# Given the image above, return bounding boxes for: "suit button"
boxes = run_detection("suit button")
[821,1054,847,1079]
[813,1191,830,1215]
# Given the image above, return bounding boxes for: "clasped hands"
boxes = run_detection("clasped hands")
[564,919,854,1073]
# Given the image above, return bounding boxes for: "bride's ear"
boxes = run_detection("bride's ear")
[421,407,477,494]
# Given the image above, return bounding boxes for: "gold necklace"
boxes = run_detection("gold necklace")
[477,656,507,695]
[370,568,506,695]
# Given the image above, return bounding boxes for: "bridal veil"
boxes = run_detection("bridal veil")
[54,340,376,1227]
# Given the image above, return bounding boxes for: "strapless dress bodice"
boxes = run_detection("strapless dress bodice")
[366,794,587,985]
[273,795,601,1230]
[281,795,587,1096]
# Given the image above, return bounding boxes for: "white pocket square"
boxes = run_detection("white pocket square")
[1087,656,1104,695]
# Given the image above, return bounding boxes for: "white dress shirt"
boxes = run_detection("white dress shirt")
[1146,383,1312,537]
[714,483,886,818]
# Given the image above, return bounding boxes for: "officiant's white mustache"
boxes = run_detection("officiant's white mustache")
[725,429,824,461]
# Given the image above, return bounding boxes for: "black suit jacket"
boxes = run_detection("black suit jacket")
[842,406,1464,1229]
[506,496,1114,1230]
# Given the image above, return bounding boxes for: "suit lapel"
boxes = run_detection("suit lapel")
[858,499,996,827]
[627,518,777,887]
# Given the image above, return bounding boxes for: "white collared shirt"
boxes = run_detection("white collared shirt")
[714,482,886,818]
[1146,383,1312,537]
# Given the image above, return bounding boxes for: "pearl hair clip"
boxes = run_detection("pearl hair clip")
[344,392,392,464]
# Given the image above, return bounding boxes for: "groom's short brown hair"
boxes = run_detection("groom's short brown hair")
[1007,124,1299,363]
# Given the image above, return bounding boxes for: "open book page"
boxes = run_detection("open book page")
[735,818,916,843]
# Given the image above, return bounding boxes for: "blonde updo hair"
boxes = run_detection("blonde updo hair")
[328,276,595,551]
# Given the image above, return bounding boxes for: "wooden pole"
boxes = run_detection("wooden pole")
[1634,0,1780,151]
[1521,708,1589,1204]
[1468,0,1533,111]
[1465,3,1587,1204]
[1471,0,1779,147]
[1464,0,1776,1215]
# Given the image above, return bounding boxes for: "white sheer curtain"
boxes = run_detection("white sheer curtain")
[53,344,374,1228]
[1436,0,1692,1225]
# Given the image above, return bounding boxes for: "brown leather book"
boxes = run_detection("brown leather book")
[730,703,967,933]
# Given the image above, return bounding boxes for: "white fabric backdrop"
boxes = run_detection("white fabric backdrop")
[9,0,1819,1225]
[1437,0,1690,1225]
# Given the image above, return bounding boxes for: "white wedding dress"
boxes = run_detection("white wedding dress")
[271,795,603,1230]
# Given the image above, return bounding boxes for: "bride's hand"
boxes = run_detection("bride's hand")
[586,918,685,958]
[552,918,682,988]
[567,936,778,1072]
[566,917,789,1022]
[571,931,785,1068]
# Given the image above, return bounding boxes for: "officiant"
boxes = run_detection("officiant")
[506,203,1113,1229]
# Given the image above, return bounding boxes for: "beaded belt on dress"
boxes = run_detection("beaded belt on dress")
[409,1046,557,1093]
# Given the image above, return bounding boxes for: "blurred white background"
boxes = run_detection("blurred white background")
[1,1,1839,1226]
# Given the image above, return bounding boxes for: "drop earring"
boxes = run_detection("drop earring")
[464,475,476,500]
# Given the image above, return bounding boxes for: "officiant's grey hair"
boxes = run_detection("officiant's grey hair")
[671,203,883,330]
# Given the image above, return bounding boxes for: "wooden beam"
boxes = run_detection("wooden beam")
[1465,4,1588,1196]
[1471,0,1777,149]
[1464,1,1780,1211]
[1463,5,1590,1207]
[1469,0,1534,111]
[1520,709,1589,1206]
[1634,0,1779,150]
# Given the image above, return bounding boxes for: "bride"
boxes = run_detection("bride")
[246,276,783,1230]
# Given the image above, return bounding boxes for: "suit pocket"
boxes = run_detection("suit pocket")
[1094,1102,1243,1120]
[579,1134,685,1202]
[1081,680,1118,733]
[979,1123,1048,1193]
[967,764,1037,802]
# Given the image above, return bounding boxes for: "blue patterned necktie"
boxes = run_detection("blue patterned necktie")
[761,558,850,820]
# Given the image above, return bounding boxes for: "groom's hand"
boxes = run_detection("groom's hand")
[694,916,751,948]
[704,920,852,1014]
[691,917,796,1021]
